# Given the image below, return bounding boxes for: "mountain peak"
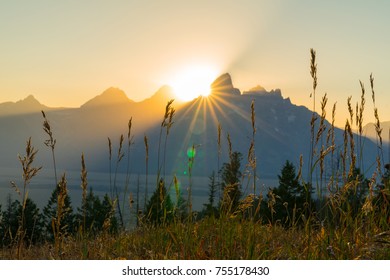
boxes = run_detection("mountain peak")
[210,73,241,96]
[152,85,176,100]
[18,94,42,107]
[23,94,37,101]
[82,87,132,108]
[243,85,282,98]
[0,94,47,116]
[142,85,178,105]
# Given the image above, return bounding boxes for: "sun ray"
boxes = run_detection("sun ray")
[169,65,218,101]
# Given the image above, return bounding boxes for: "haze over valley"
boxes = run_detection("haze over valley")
[0,73,387,211]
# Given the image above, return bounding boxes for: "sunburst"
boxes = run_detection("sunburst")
[169,65,218,101]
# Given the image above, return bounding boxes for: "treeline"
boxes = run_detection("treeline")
[0,187,118,247]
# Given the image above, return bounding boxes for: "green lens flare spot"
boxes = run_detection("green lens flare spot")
[187,147,196,158]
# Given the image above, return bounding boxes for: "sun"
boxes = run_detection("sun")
[169,65,218,101]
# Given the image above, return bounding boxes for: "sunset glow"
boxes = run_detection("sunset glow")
[169,65,219,101]
[0,1,389,126]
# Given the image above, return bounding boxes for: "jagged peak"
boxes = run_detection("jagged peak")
[210,73,241,96]
[243,86,282,98]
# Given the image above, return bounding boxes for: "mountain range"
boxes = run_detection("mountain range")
[0,74,387,189]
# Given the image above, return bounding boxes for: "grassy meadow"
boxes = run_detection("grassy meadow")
[0,49,389,260]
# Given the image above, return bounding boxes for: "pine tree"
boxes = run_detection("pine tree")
[42,184,75,240]
[202,171,218,217]
[0,195,19,247]
[219,151,242,214]
[20,198,44,245]
[272,160,307,227]
[76,189,117,235]
[345,167,369,217]
[145,178,174,225]
[1,197,43,246]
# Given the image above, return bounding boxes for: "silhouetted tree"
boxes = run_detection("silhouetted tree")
[1,196,19,247]
[1,196,43,247]
[201,171,219,217]
[219,151,243,214]
[145,178,174,225]
[76,189,118,235]
[271,160,308,227]
[344,168,369,217]
[372,164,390,227]
[42,184,76,240]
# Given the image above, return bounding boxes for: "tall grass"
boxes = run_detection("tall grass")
[42,111,58,184]
[123,118,134,224]
[143,134,149,213]
[113,134,125,228]
[53,173,68,257]
[2,49,390,260]
[10,137,42,259]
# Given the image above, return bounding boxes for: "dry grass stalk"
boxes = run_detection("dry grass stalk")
[297,154,303,181]
[221,183,239,215]
[173,175,180,210]
[81,153,88,202]
[117,134,125,163]
[124,117,135,221]
[217,122,222,156]
[370,73,376,105]
[102,199,117,233]
[308,49,318,184]
[167,106,175,135]
[247,141,255,169]
[163,102,175,177]
[357,81,365,170]
[250,99,257,198]
[347,96,354,127]
[238,194,255,213]
[158,99,175,177]
[10,181,21,196]
[251,100,256,135]
[342,121,349,182]
[227,133,232,161]
[323,103,338,192]
[161,99,175,127]
[114,134,125,228]
[173,176,179,195]
[374,108,383,147]
[310,48,317,100]
[108,137,112,198]
[187,144,196,219]
[346,120,356,178]
[370,73,384,173]
[144,134,149,211]
[80,153,88,235]
[53,173,67,256]
[12,137,42,259]
[127,117,133,143]
[42,110,58,184]
[217,122,222,199]
[315,93,328,146]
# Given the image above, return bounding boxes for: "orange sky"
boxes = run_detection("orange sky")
[0,1,389,127]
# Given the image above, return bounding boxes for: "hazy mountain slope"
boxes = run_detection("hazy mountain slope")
[124,73,381,180]
[0,95,51,116]
[0,86,180,172]
[0,76,383,184]
[363,121,390,144]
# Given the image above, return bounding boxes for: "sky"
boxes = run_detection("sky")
[0,0,389,126]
